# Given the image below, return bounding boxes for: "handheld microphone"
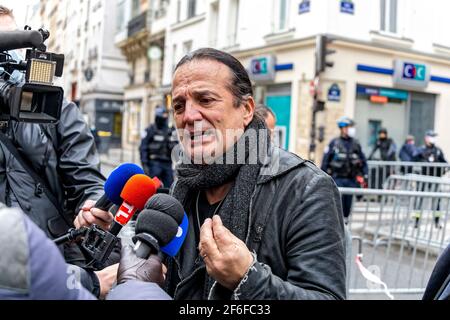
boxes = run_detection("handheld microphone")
[93,163,144,211]
[0,30,44,51]
[133,194,188,259]
[109,174,157,236]
[79,174,158,268]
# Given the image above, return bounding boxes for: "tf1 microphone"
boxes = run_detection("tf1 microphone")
[79,174,158,268]
[133,194,188,259]
[93,163,144,211]
[109,174,158,236]
[0,30,44,51]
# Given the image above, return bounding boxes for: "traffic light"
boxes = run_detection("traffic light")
[313,100,325,112]
[318,126,325,143]
[315,35,335,75]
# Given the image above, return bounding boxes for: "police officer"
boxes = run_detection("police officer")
[368,128,397,161]
[139,106,178,187]
[368,128,397,189]
[413,130,447,229]
[321,116,368,219]
[415,130,447,172]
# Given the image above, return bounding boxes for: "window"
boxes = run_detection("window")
[209,2,220,47]
[183,40,193,55]
[116,0,126,33]
[187,0,196,19]
[227,0,239,46]
[279,0,289,31]
[380,0,397,33]
[176,0,181,22]
[172,44,178,73]
[132,0,140,18]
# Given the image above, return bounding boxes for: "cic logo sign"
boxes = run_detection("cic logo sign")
[251,58,268,75]
[402,63,426,81]
[248,55,276,83]
[393,60,430,89]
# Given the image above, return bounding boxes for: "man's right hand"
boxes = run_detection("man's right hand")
[74,199,114,231]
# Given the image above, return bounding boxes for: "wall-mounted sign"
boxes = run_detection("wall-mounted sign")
[299,0,310,14]
[340,0,354,14]
[328,83,341,102]
[249,55,276,83]
[357,85,409,101]
[393,60,430,90]
[84,67,94,82]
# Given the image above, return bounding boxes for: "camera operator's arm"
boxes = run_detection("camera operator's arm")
[56,100,106,215]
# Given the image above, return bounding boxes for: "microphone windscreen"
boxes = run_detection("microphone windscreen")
[161,213,189,257]
[104,163,144,205]
[145,194,184,224]
[120,174,156,210]
[135,209,179,246]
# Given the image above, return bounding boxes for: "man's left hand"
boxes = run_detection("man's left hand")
[199,215,254,290]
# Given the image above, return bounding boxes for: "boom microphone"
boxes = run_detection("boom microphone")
[0,30,44,52]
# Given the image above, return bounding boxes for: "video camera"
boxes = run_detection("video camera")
[0,26,64,123]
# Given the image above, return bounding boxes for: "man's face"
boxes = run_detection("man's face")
[171,59,254,162]
[425,136,436,146]
[379,132,387,140]
[0,15,17,31]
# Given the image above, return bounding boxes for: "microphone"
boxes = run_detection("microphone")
[93,163,144,211]
[0,30,44,51]
[133,194,188,259]
[109,174,157,236]
[75,174,158,268]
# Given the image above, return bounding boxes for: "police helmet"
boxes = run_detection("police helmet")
[425,130,437,137]
[337,116,355,128]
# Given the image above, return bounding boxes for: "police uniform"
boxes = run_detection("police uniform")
[321,118,368,218]
[139,109,178,188]
[413,131,447,228]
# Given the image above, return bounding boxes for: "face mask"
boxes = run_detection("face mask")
[427,137,436,145]
[348,127,356,138]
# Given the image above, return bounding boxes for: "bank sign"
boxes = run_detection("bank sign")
[249,55,276,83]
[393,60,430,89]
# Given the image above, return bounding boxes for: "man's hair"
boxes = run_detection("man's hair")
[0,5,14,18]
[255,104,276,121]
[174,48,253,108]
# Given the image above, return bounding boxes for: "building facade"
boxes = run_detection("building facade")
[160,0,450,162]
[116,0,169,151]
[30,0,129,151]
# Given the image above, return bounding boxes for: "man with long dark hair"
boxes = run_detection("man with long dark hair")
[163,48,346,300]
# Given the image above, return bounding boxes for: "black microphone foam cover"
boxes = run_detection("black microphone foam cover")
[144,194,184,224]
[135,209,179,246]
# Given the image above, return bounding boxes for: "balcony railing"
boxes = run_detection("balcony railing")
[127,11,148,38]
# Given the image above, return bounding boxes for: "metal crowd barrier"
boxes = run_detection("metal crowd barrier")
[384,174,450,193]
[367,161,450,190]
[339,188,450,300]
